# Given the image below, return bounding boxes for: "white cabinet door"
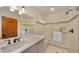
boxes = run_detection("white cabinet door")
[22,39,44,53]
[22,43,38,53]
[37,39,44,53]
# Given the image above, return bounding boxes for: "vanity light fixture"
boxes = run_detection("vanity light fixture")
[19,6,25,15]
[10,6,15,12]
[10,6,25,15]
[12,6,17,10]
[10,6,17,12]
[22,6,25,14]
[19,10,22,15]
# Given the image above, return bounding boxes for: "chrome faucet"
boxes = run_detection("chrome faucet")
[8,40,11,44]
[13,38,20,43]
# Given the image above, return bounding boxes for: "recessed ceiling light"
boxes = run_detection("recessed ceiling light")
[51,8,54,12]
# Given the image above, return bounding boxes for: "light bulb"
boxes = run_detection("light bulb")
[19,10,22,15]
[13,6,18,10]
[22,7,25,13]
[10,6,15,12]
[51,8,54,12]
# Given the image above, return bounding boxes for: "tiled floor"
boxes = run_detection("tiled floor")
[45,45,69,53]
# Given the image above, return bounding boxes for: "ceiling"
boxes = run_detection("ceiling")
[1,6,77,24]
[33,6,71,15]
[32,6,78,24]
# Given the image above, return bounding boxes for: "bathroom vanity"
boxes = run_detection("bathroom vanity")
[21,39,44,53]
[0,34,44,53]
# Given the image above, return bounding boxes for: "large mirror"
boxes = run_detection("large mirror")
[2,16,17,39]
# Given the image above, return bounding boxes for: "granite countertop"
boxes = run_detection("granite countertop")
[0,34,44,53]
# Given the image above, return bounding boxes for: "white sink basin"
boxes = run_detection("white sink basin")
[1,40,28,53]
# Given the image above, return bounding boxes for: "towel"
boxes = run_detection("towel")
[53,32,62,42]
